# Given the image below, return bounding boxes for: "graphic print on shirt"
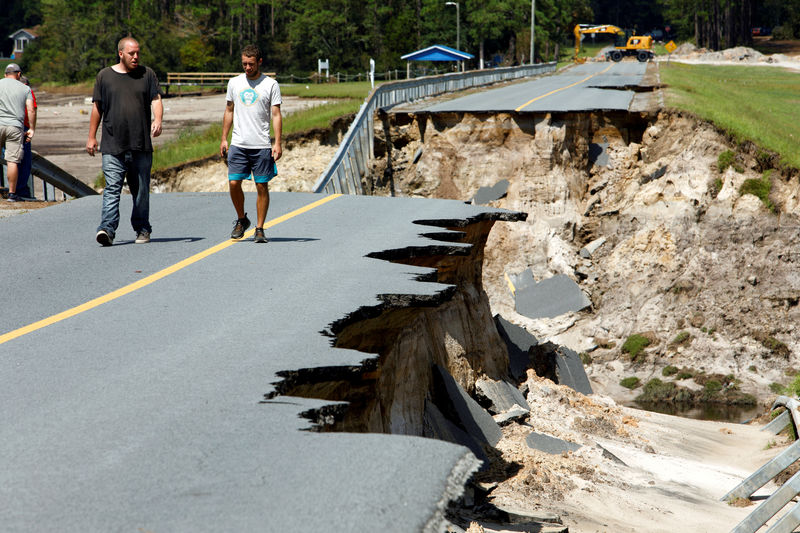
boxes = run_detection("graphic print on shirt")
[240,88,258,106]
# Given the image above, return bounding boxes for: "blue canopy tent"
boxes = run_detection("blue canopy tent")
[401,45,474,77]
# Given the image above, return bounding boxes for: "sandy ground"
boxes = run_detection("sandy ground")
[476,373,788,533]
[30,91,328,186]
[552,410,783,532]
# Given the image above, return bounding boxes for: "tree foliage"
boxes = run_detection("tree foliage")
[4,0,798,83]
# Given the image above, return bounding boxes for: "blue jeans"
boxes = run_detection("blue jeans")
[98,151,152,239]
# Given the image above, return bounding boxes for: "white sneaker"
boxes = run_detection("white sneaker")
[135,231,151,244]
[96,230,113,247]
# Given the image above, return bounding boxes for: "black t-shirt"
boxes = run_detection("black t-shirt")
[92,65,160,155]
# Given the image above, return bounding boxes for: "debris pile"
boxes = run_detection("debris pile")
[668,43,799,68]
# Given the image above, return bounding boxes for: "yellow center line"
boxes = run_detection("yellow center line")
[514,63,615,112]
[0,194,342,346]
[504,272,516,295]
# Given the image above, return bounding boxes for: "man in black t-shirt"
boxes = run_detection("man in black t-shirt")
[86,36,163,246]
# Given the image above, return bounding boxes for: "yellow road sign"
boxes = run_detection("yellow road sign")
[665,40,677,53]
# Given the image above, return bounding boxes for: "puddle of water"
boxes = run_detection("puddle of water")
[629,401,765,424]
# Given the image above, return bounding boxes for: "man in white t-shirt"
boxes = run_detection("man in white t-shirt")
[220,44,282,243]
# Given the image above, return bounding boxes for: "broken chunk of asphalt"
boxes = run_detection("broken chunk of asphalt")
[597,443,627,465]
[514,273,591,320]
[424,400,491,469]
[525,432,582,455]
[640,164,667,185]
[508,268,536,292]
[475,378,529,415]
[529,341,593,395]
[493,314,538,382]
[433,365,502,447]
[589,142,610,167]
[471,179,510,205]
[492,405,530,426]
[579,236,607,259]
[470,521,568,533]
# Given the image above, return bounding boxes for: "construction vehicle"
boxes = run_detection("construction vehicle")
[573,24,655,63]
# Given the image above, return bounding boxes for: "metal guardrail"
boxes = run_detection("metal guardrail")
[312,63,557,195]
[2,152,98,201]
[725,396,800,533]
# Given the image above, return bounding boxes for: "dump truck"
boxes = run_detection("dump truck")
[573,24,655,62]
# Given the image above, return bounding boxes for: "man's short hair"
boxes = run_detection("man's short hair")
[241,44,261,60]
[118,36,139,52]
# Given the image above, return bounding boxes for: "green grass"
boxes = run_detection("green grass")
[152,99,360,171]
[661,62,800,169]
[781,374,800,397]
[770,382,785,394]
[36,80,95,93]
[620,376,641,389]
[622,333,652,361]
[284,99,361,132]
[662,365,679,377]
[670,331,691,347]
[739,170,775,212]
[279,82,375,99]
[718,150,743,173]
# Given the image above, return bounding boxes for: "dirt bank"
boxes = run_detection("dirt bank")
[372,106,800,412]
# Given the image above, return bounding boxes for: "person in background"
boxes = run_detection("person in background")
[219,43,282,243]
[86,36,163,246]
[16,74,37,200]
[0,63,35,202]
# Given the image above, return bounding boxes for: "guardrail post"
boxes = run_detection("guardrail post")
[731,469,800,533]
[764,501,800,533]
[764,410,792,434]
[723,439,800,502]
[342,155,354,194]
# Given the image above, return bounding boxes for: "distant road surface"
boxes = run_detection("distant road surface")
[398,61,652,113]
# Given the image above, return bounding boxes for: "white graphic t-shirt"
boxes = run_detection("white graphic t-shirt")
[226,73,282,149]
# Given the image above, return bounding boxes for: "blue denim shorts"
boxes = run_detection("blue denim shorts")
[227,145,277,183]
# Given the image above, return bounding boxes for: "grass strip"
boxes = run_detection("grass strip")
[279,81,375,99]
[152,99,360,171]
[661,62,800,169]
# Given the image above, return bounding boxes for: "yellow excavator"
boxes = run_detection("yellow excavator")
[573,24,654,63]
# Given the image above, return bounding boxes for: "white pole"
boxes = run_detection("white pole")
[530,0,535,64]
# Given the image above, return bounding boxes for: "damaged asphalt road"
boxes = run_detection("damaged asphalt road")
[0,192,520,532]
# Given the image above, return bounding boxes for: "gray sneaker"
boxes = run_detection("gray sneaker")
[254,227,268,243]
[96,230,113,247]
[135,231,151,244]
[231,214,251,239]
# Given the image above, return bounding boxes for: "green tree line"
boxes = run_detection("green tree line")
[3,0,798,83]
